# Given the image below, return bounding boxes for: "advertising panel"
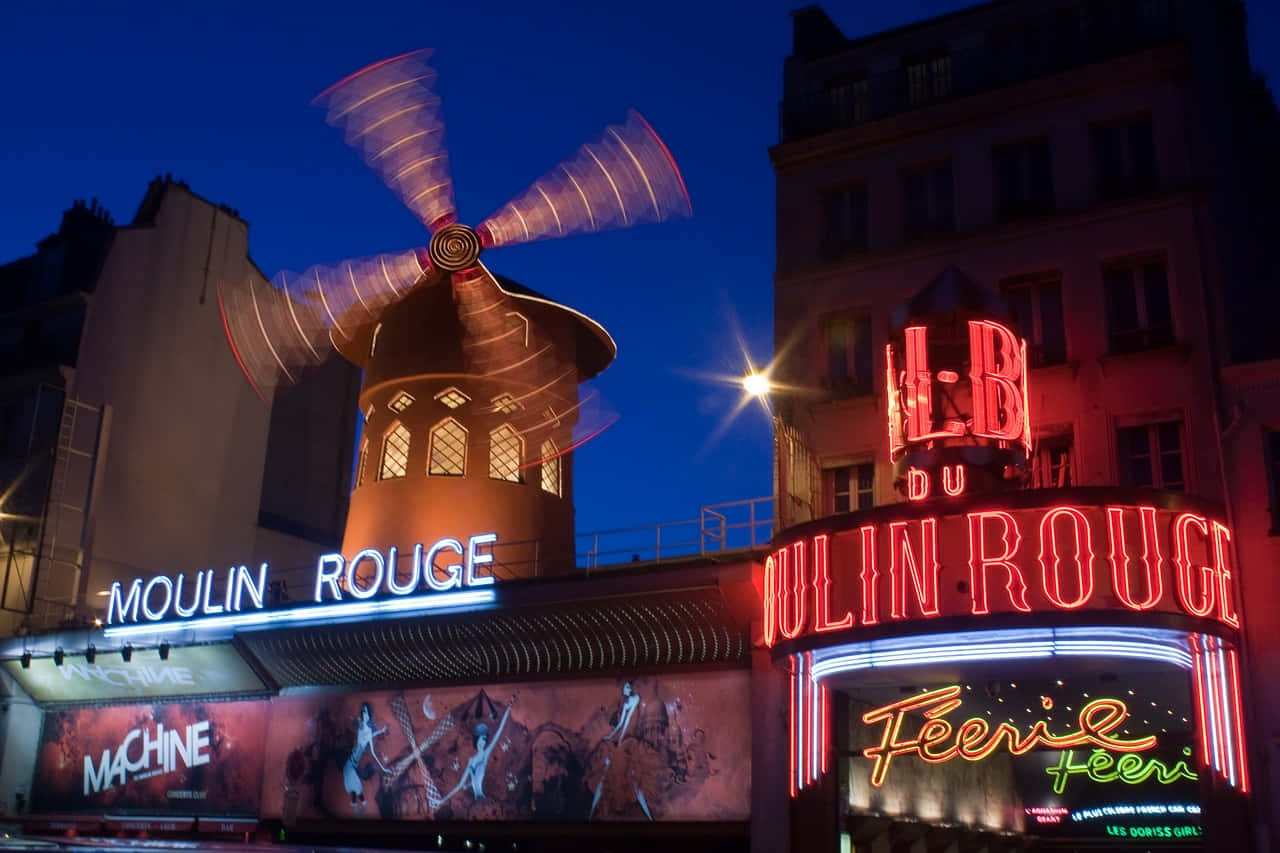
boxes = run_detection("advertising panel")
[33,700,266,814]
[260,670,750,822]
[4,644,266,704]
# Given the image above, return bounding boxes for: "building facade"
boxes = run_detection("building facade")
[766,0,1279,850]
[0,178,360,635]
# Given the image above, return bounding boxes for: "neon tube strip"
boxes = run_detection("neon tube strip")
[790,626,1248,796]
[101,589,495,639]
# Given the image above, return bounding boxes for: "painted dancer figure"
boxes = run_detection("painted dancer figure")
[343,703,389,809]
[588,681,656,821]
[436,698,515,806]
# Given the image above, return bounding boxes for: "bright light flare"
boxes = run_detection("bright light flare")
[743,371,771,397]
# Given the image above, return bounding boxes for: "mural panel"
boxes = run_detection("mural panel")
[261,670,750,822]
[33,700,266,814]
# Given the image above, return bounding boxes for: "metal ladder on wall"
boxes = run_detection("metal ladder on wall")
[31,396,103,626]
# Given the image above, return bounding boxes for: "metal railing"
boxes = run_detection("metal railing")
[576,496,773,571]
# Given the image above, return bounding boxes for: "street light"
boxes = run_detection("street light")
[743,371,771,397]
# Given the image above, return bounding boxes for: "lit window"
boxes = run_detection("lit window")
[491,393,522,415]
[489,424,523,482]
[428,417,467,476]
[356,439,369,488]
[379,422,411,480]
[1104,257,1173,354]
[1117,421,1184,491]
[434,387,470,409]
[543,406,562,428]
[1002,272,1066,367]
[832,463,874,513]
[388,391,415,413]
[1031,434,1073,488]
[540,439,561,497]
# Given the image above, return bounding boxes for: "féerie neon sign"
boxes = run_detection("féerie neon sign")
[1046,746,1196,795]
[861,685,1154,787]
[762,501,1240,645]
[103,533,498,636]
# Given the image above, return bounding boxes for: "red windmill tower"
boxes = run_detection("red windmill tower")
[218,50,690,579]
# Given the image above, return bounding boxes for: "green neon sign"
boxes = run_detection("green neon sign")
[1046,746,1196,795]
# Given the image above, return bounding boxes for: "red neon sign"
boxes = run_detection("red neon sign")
[860,684,1156,788]
[888,320,1031,462]
[761,503,1240,646]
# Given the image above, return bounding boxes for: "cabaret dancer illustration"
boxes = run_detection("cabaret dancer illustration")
[435,697,515,807]
[344,702,390,810]
[588,681,657,821]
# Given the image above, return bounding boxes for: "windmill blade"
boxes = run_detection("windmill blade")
[477,110,691,249]
[449,263,618,462]
[218,248,429,398]
[314,49,457,232]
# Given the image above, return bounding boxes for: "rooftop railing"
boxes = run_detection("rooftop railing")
[576,496,774,572]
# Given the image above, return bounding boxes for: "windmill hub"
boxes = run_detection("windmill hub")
[428,223,483,272]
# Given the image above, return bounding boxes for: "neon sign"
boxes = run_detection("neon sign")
[761,501,1240,646]
[1046,746,1196,794]
[860,685,1155,788]
[103,533,499,636]
[887,320,1031,462]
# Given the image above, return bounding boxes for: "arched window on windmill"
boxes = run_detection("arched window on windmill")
[540,438,561,497]
[379,422,411,480]
[428,417,467,477]
[489,424,523,483]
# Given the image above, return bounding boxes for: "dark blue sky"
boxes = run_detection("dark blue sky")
[2,1,1277,538]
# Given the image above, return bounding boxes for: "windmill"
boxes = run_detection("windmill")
[217,49,691,577]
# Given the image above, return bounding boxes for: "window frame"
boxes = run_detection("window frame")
[820,182,870,259]
[1001,271,1067,367]
[902,160,955,240]
[1030,430,1075,489]
[488,423,524,483]
[378,421,411,481]
[829,462,875,514]
[427,416,468,477]
[820,309,874,394]
[540,438,562,497]
[993,136,1054,220]
[1102,254,1174,354]
[1115,419,1187,491]
[1091,114,1158,200]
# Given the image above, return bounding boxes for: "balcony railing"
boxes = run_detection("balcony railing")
[780,0,1177,142]
[576,496,774,572]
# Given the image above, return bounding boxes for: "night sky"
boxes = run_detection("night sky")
[2,1,1277,539]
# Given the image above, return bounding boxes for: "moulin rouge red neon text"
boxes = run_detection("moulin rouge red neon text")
[761,504,1239,646]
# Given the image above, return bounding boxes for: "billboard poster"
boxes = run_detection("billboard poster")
[33,700,266,814]
[4,644,266,704]
[261,670,750,822]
